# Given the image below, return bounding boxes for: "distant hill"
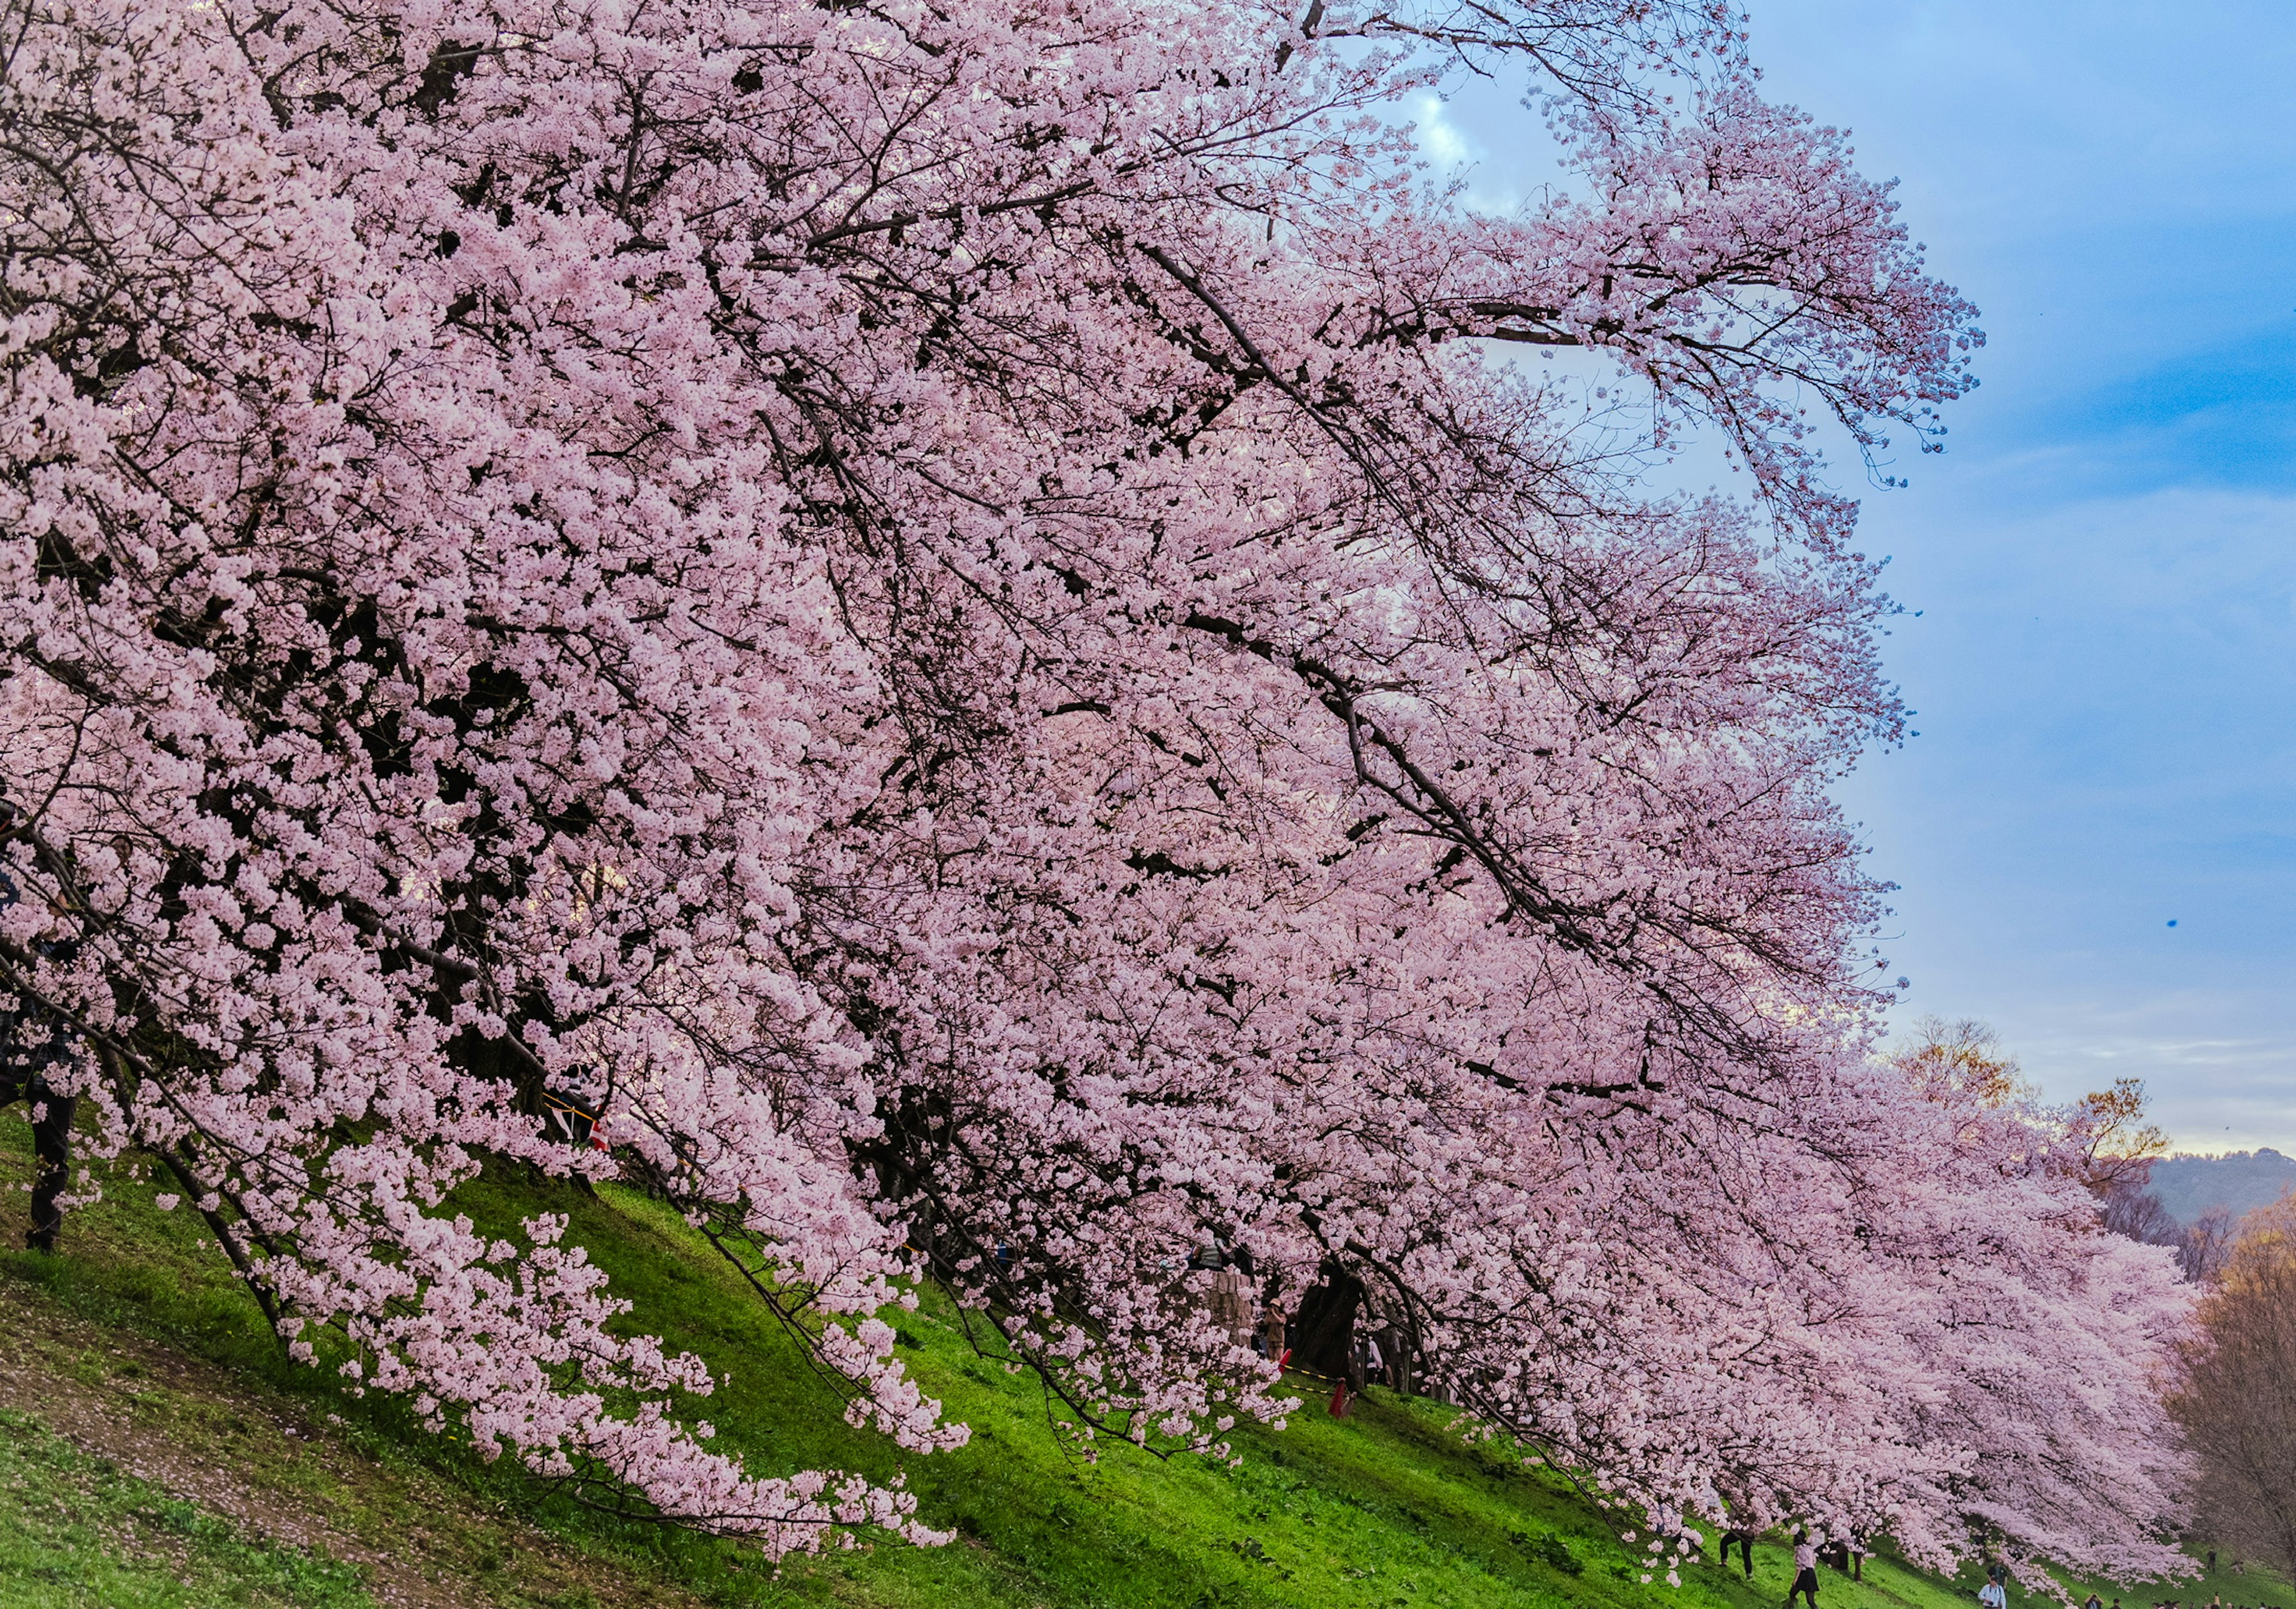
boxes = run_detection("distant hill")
[2148,1149,2296,1227]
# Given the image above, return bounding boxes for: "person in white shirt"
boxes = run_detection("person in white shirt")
[1980,1576,2009,1609]
[1788,1531,1821,1609]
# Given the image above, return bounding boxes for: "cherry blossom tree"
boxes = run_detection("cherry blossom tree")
[0,0,2187,1573]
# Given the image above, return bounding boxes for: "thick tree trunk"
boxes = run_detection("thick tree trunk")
[2,1052,77,1253]
[25,1076,76,1253]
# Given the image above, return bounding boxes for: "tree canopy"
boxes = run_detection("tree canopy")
[0,0,2186,1574]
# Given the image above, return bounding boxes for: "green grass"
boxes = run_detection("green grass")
[0,1108,2273,1609]
[0,1406,374,1608]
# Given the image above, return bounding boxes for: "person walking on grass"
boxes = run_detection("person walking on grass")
[1787,1531,1821,1609]
[1979,1572,2008,1609]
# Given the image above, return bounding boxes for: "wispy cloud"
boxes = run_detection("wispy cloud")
[1407,91,1521,214]
[1410,91,1473,166]
[2008,1000,2296,1150]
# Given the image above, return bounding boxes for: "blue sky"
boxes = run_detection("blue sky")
[1421,3,2296,1149]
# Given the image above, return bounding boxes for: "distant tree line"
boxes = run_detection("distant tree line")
[1894,1016,2296,1579]
[2172,1196,2296,1580]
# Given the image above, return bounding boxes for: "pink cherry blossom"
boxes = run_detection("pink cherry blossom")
[0,0,2182,1572]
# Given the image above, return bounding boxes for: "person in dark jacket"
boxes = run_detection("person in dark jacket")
[0,804,79,1253]
[1289,1260,1364,1414]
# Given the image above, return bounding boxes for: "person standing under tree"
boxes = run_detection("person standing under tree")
[1201,1243,1254,1351]
[1256,1296,1287,1365]
[1288,1260,1365,1416]
[1357,1329,1384,1391]
[1720,1528,1757,1580]
[1788,1531,1821,1609]
[0,810,79,1254]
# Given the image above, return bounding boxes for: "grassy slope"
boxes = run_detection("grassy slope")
[0,1110,2265,1609]
[0,1408,375,1609]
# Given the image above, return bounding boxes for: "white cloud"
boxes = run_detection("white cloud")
[1406,91,1522,215]
[1411,91,1474,166]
